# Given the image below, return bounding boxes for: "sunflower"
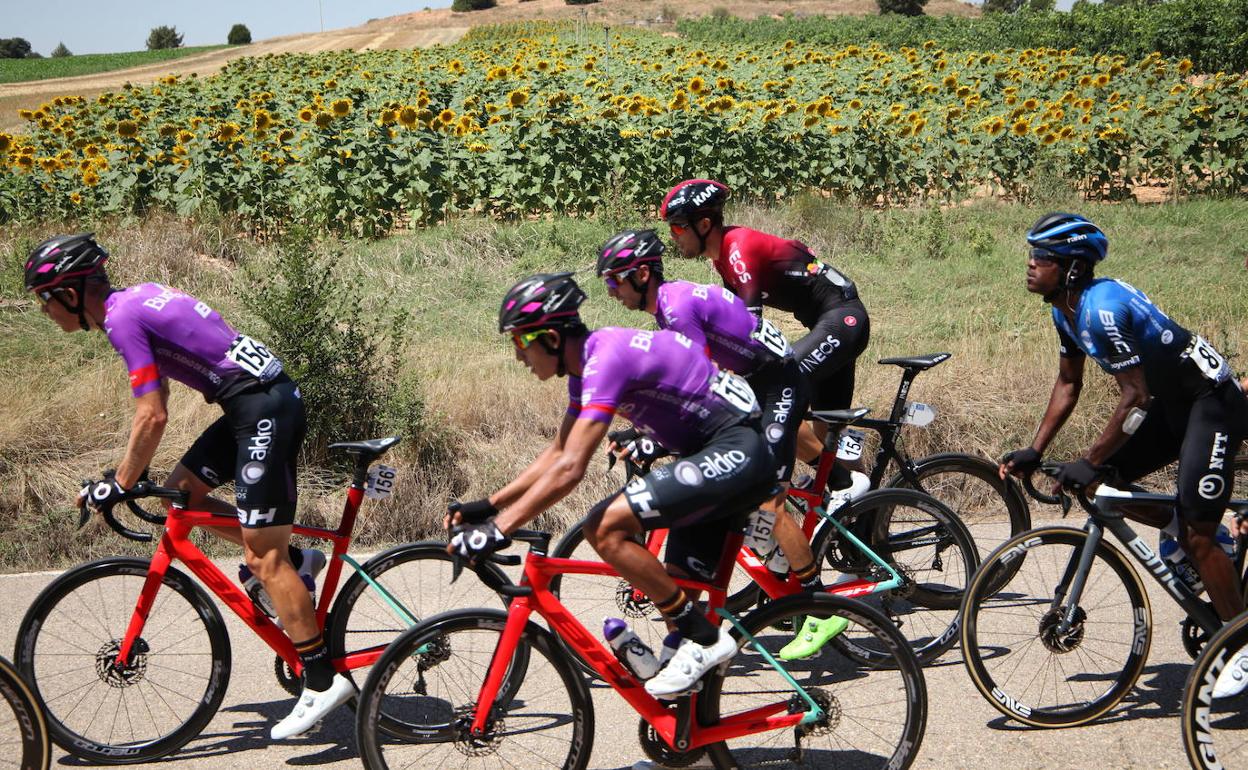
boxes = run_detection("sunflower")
[536,60,550,72]
[1094,74,1110,87]
[398,106,419,128]
[507,89,528,107]
[984,117,1006,136]
[278,128,295,143]
[298,108,314,123]
[216,122,240,142]
[1178,58,1193,74]
[688,76,707,94]
[117,120,139,138]
[176,130,194,144]
[848,98,863,110]
[39,157,61,173]
[331,98,352,117]
[314,112,333,129]
[1012,119,1030,136]
[467,142,491,153]
[82,169,100,186]
[69,192,83,205]
[802,115,819,128]
[439,109,455,124]
[1023,98,1039,110]
[16,155,34,170]
[253,109,273,131]
[0,133,10,153]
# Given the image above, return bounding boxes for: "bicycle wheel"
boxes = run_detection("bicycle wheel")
[14,558,230,763]
[960,526,1151,728]
[697,593,927,770]
[819,488,977,666]
[0,655,49,770]
[356,608,593,770]
[891,452,1030,581]
[1182,609,1248,770]
[547,522,758,678]
[326,541,514,694]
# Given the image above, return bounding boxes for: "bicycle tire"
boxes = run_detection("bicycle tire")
[14,558,231,764]
[697,592,927,770]
[890,452,1030,589]
[1182,608,1248,770]
[0,655,50,770]
[960,526,1151,728]
[356,607,593,770]
[817,488,977,666]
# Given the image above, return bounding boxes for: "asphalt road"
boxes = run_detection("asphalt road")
[0,513,1200,770]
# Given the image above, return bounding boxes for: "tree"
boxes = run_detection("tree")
[227,24,252,45]
[146,25,183,51]
[50,42,72,58]
[877,0,928,14]
[450,0,496,10]
[0,38,32,59]
[982,0,1025,12]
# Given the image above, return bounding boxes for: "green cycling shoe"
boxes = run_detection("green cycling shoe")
[778,614,849,660]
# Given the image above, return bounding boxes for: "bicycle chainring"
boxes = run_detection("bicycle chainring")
[1182,615,1212,660]
[274,654,301,696]
[95,638,150,687]
[1038,606,1087,653]
[638,718,706,767]
[616,580,655,619]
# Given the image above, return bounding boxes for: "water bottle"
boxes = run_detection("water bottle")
[1158,515,1236,595]
[239,565,279,619]
[603,618,660,680]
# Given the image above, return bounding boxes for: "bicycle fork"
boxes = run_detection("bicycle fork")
[114,533,178,667]
[1050,521,1105,636]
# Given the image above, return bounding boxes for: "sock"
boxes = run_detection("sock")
[288,545,304,571]
[655,589,718,645]
[295,633,334,691]
[793,561,824,592]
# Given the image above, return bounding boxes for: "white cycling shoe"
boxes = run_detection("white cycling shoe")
[270,673,355,740]
[1213,644,1248,698]
[643,628,736,698]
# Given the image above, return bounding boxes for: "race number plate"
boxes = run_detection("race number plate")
[710,370,760,416]
[1184,335,1231,384]
[836,429,865,462]
[366,465,398,500]
[226,334,283,382]
[750,318,792,359]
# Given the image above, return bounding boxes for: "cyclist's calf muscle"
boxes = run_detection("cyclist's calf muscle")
[1186,522,1245,620]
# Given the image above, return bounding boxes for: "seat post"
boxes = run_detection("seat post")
[888,369,919,424]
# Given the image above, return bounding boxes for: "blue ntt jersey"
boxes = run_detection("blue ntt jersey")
[1052,278,1231,400]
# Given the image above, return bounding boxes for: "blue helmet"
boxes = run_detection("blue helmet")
[1026,213,1108,265]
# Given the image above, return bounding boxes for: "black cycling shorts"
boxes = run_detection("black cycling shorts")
[790,299,870,411]
[1107,380,1247,522]
[181,375,307,528]
[747,357,810,483]
[618,423,778,582]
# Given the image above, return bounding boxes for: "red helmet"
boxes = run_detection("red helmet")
[660,179,730,223]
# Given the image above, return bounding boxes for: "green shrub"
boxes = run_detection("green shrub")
[227,24,252,45]
[877,0,928,16]
[146,26,183,51]
[0,38,32,59]
[50,43,72,58]
[451,0,497,11]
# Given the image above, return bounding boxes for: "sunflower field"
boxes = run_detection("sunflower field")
[2,20,1246,234]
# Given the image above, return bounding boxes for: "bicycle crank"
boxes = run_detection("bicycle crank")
[1038,606,1087,653]
[638,718,707,768]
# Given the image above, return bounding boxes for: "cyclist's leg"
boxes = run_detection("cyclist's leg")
[174,417,245,545]
[1103,401,1184,528]
[790,301,868,480]
[1178,382,1247,622]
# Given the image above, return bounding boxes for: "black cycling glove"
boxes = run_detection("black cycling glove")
[448,498,498,525]
[607,427,668,464]
[1054,458,1102,491]
[1000,447,1042,476]
[80,469,135,514]
[449,521,511,562]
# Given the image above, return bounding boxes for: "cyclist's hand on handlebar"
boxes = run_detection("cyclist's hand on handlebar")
[999,447,1042,480]
[607,427,667,465]
[445,498,498,530]
[1052,458,1104,492]
[446,520,511,563]
[78,469,139,514]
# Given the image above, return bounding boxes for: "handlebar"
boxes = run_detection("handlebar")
[79,482,188,543]
[1021,463,1104,516]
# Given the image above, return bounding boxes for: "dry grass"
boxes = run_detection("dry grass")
[2,198,1245,570]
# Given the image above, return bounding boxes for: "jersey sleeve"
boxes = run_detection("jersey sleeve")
[1088,299,1142,372]
[577,336,626,423]
[721,232,764,317]
[105,304,163,398]
[565,375,584,417]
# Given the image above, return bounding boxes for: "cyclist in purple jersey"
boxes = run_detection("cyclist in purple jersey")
[597,229,848,658]
[446,272,778,697]
[24,234,350,739]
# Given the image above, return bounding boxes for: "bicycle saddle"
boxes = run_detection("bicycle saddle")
[877,352,951,371]
[329,436,402,460]
[810,407,870,426]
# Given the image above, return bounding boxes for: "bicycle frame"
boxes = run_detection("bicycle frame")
[1034,485,1248,641]
[469,531,813,750]
[113,483,386,677]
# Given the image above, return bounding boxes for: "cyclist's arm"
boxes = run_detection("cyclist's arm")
[488,411,578,509]
[115,385,169,487]
[1083,365,1150,465]
[1030,354,1085,455]
[493,417,610,535]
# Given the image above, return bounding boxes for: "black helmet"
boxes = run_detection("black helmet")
[660,179,730,223]
[1026,212,1108,265]
[25,233,109,293]
[498,272,586,334]
[596,229,665,279]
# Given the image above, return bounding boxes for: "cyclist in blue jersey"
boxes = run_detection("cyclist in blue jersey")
[446,272,778,696]
[595,229,848,658]
[24,234,350,739]
[998,213,1248,694]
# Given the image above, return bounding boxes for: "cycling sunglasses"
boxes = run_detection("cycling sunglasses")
[512,329,551,351]
[668,221,690,236]
[603,269,637,290]
[1028,247,1065,264]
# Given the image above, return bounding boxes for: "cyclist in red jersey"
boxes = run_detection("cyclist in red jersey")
[661,179,870,480]
[24,234,349,740]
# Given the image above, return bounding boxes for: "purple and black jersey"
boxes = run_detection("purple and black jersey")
[567,327,757,456]
[103,283,281,403]
[655,281,787,376]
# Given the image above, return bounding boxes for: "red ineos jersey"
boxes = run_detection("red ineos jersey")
[713,226,857,327]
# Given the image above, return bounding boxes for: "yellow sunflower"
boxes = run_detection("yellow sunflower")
[331,98,352,117]
[314,112,333,129]
[439,109,456,124]
[117,120,139,138]
[82,169,100,186]
[1012,119,1030,136]
[253,110,273,131]
[508,89,529,107]
[298,108,315,123]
